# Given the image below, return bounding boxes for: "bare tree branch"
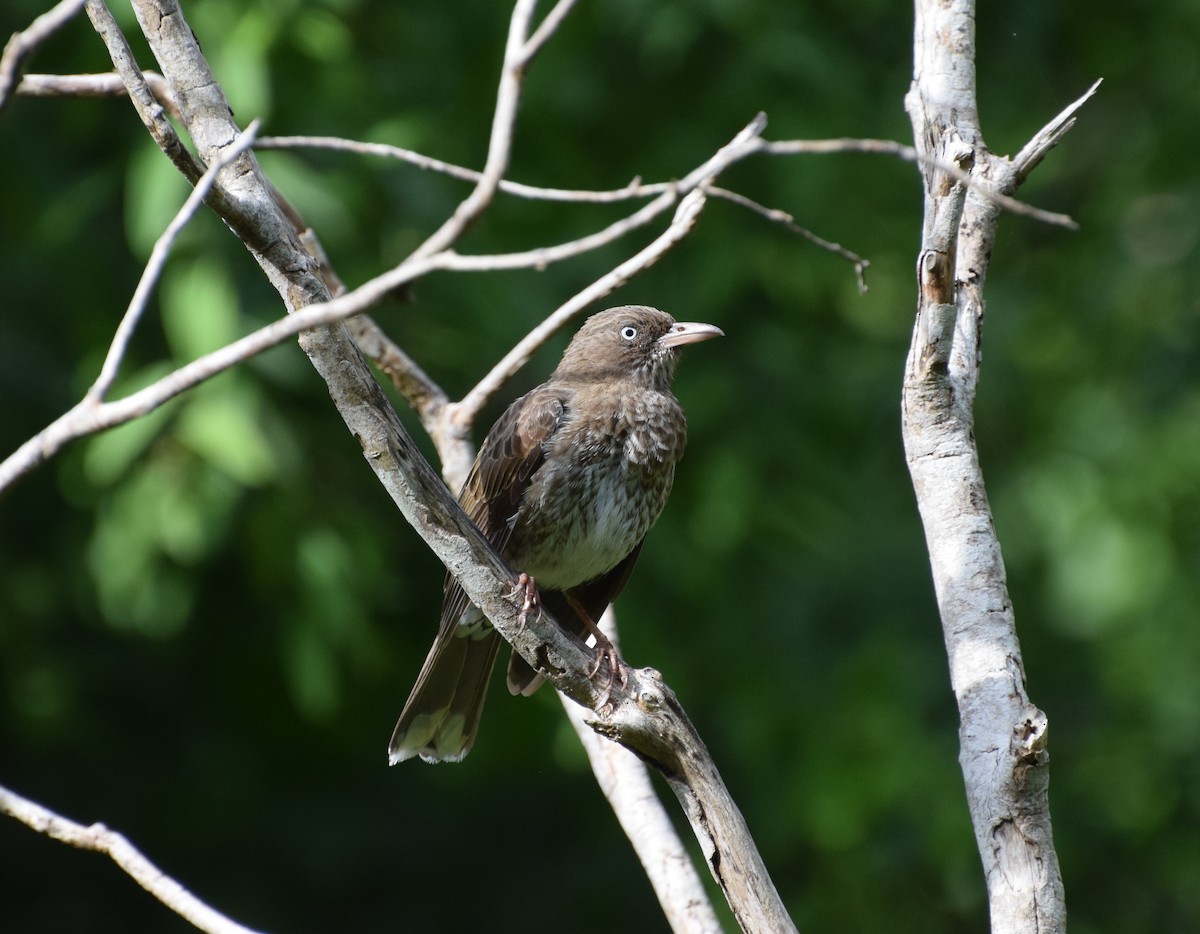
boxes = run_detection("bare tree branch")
[0,111,748,494]
[406,0,539,264]
[902,1,1075,930]
[0,0,88,113]
[0,128,744,496]
[85,0,204,184]
[0,782,265,934]
[2,2,808,928]
[451,114,765,426]
[519,0,580,65]
[256,134,662,202]
[259,130,1075,230]
[708,185,870,292]
[16,70,180,117]
[0,249,426,494]
[760,135,1079,228]
[0,110,770,497]
[561,609,724,934]
[90,120,261,402]
[1014,78,1103,183]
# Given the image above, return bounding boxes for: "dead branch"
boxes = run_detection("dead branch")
[0,782,265,934]
[0,0,88,112]
[902,1,1078,930]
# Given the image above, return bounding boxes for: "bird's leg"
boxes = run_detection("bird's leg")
[564,593,627,696]
[508,572,541,631]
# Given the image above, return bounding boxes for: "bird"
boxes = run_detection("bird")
[388,305,723,764]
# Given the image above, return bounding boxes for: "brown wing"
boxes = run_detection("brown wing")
[438,384,570,636]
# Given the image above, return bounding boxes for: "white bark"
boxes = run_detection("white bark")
[0,783,264,934]
[903,1,1083,930]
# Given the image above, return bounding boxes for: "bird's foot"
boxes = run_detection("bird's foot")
[588,633,628,701]
[509,572,541,631]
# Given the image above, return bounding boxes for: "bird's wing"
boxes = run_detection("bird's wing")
[439,385,569,634]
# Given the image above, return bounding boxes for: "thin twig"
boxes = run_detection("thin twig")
[520,0,580,66]
[0,0,88,112]
[259,130,1076,230]
[0,782,265,934]
[709,185,870,293]
[17,70,181,119]
[85,0,204,184]
[439,186,678,271]
[0,248,436,494]
[759,135,1079,229]
[255,134,664,203]
[1013,78,1103,183]
[452,115,766,424]
[89,120,262,403]
[408,0,539,263]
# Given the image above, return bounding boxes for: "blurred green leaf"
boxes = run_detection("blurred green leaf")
[284,621,342,720]
[176,379,279,487]
[124,142,195,257]
[161,258,242,360]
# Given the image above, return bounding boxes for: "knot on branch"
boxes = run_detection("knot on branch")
[919,248,955,305]
[634,667,666,712]
[1013,709,1051,773]
[943,135,975,188]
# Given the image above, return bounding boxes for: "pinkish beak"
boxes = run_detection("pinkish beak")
[658,321,725,348]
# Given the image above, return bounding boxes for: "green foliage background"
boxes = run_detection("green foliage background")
[2,1,1198,931]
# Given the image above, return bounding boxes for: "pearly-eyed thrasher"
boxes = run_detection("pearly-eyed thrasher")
[388,306,722,763]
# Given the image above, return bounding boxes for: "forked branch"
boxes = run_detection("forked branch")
[902,1,1082,931]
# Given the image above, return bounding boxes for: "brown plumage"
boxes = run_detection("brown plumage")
[388,306,722,764]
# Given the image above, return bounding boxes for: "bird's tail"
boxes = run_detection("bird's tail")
[388,609,502,764]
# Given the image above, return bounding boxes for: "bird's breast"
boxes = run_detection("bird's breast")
[507,390,687,589]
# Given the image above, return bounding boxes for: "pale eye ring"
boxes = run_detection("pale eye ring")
[620,325,638,341]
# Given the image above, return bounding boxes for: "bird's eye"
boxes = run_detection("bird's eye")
[620,326,638,341]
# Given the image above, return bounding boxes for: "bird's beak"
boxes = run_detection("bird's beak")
[658,322,725,348]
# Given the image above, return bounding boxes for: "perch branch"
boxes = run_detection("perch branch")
[560,609,724,934]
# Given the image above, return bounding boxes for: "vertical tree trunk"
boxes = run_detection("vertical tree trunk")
[903,1,1068,931]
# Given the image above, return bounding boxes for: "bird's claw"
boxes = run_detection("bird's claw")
[509,572,541,631]
[588,636,628,703]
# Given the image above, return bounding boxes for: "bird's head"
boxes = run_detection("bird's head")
[555,305,723,389]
